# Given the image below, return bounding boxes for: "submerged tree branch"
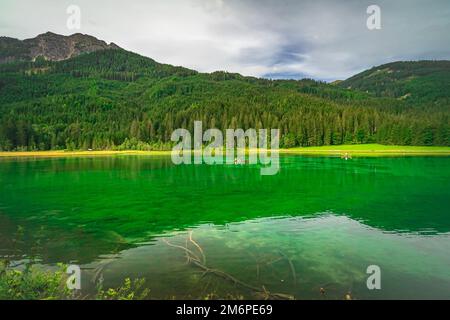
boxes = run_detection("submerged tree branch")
[164,233,295,300]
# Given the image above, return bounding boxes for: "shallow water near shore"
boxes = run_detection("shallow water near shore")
[0,155,449,299]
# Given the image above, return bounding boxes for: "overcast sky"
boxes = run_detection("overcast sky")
[1,0,449,81]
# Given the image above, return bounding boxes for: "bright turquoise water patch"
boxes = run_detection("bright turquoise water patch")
[0,156,449,299]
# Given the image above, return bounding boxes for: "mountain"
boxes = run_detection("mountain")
[338,61,450,103]
[0,32,120,64]
[0,32,448,151]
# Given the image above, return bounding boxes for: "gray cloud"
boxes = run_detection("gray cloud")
[1,0,449,81]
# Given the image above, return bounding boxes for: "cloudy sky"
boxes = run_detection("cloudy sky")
[1,0,449,81]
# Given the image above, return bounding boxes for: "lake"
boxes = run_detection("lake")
[0,155,449,299]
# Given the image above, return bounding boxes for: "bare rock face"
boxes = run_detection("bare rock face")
[0,32,121,64]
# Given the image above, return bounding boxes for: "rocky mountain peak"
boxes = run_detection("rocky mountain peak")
[0,32,122,64]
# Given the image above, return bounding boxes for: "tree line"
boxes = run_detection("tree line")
[0,49,448,151]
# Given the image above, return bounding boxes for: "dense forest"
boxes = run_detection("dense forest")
[0,49,449,151]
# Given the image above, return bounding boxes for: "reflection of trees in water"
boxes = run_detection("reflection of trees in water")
[0,214,134,265]
[0,156,449,274]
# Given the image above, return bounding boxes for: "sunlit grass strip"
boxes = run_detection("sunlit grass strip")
[0,150,173,158]
[282,144,450,156]
[0,144,449,158]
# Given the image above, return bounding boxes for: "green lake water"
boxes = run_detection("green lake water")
[0,155,449,299]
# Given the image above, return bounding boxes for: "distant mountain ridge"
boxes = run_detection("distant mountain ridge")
[1,32,449,100]
[0,32,120,64]
[338,61,450,102]
[0,32,448,151]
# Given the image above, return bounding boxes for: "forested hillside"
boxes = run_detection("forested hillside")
[0,47,449,151]
[339,61,450,103]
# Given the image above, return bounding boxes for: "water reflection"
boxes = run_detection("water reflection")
[1,155,449,299]
[79,214,450,300]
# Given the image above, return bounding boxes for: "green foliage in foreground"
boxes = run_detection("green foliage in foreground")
[0,261,70,300]
[0,260,245,300]
[0,260,149,300]
[0,50,449,151]
[96,277,150,300]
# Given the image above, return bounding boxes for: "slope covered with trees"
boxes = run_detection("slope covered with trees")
[0,48,448,151]
[339,61,450,103]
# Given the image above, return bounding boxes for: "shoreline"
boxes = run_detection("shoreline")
[0,144,449,158]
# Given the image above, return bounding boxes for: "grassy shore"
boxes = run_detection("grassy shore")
[281,144,450,156]
[0,144,449,158]
[0,150,172,158]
